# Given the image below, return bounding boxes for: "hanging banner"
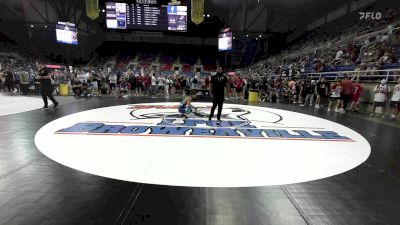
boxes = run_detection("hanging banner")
[86,0,99,20]
[191,0,204,25]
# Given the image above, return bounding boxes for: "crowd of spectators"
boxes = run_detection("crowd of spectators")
[247,9,400,82]
[1,8,400,121]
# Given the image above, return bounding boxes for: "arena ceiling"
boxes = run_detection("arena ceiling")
[0,0,350,34]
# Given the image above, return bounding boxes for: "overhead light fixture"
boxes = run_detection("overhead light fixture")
[207,14,210,17]
[259,34,262,38]
[233,37,235,39]
[256,38,258,40]
[44,25,47,28]
[102,9,105,13]
[246,34,249,37]
[31,25,34,28]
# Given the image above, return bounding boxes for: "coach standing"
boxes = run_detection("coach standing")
[209,67,230,124]
[36,62,58,109]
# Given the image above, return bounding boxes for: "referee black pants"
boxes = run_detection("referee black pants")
[209,96,224,120]
[41,85,57,107]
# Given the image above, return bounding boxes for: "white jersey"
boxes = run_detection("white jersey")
[158,78,164,86]
[151,76,157,85]
[391,84,400,102]
[373,84,390,102]
[109,75,117,84]
[78,73,89,83]
[330,85,342,98]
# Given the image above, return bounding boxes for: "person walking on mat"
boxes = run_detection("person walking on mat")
[36,62,59,109]
[208,67,230,124]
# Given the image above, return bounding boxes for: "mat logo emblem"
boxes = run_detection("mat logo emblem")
[55,104,353,142]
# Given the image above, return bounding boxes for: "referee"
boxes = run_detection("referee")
[36,62,58,109]
[208,67,230,124]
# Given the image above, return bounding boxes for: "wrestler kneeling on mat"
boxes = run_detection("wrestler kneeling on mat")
[178,90,197,118]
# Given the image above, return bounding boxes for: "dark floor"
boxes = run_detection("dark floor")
[1,96,400,225]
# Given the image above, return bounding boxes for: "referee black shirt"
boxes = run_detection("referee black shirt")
[38,67,51,86]
[210,73,228,97]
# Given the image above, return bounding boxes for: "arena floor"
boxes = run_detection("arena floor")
[0,95,400,225]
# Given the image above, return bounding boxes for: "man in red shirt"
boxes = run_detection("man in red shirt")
[233,75,244,100]
[143,74,151,96]
[136,74,143,96]
[349,80,363,113]
[339,75,353,113]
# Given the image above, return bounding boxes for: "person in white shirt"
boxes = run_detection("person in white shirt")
[327,80,342,112]
[191,75,199,89]
[109,73,117,95]
[390,79,400,120]
[78,71,89,84]
[151,73,157,96]
[334,49,344,64]
[164,78,170,97]
[157,77,164,96]
[371,79,390,117]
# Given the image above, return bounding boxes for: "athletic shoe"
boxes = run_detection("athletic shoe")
[327,108,331,112]
[339,108,346,114]
[300,104,305,107]
[335,108,340,112]
[43,106,50,109]
[370,113,374,117]
[314,105,320,109]
[53,102,59,108]
[216,120,222,125]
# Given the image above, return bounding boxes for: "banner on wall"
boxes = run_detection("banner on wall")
[86,0,99,20]
[191,0,204,25]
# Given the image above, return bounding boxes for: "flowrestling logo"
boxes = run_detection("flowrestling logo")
[35,103,370,187]
[55,104,352,141]
[359,12,382,20]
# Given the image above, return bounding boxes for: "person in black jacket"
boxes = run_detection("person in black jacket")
[208,67,230,124]
[36,62,58,109]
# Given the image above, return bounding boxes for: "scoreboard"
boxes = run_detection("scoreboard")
[106,0,188,32]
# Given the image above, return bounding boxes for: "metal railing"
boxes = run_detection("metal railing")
[303,69,400,82]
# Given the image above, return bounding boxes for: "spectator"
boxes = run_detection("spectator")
[20,69,29,94]
[340,75,354,113]
[349,79,363,113]
[109,73,117,95]
[3,69,14,92]
[150,73,157,96]
[300,80,315,107]
[315,77,330,109]
[371,79,390,117]
[72,77,83,96]
[328,80,343,112]
[390,79,400,120]
[233,75,244,100]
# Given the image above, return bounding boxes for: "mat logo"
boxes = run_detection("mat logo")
[55,104,352,141]
[37,103,370,186]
